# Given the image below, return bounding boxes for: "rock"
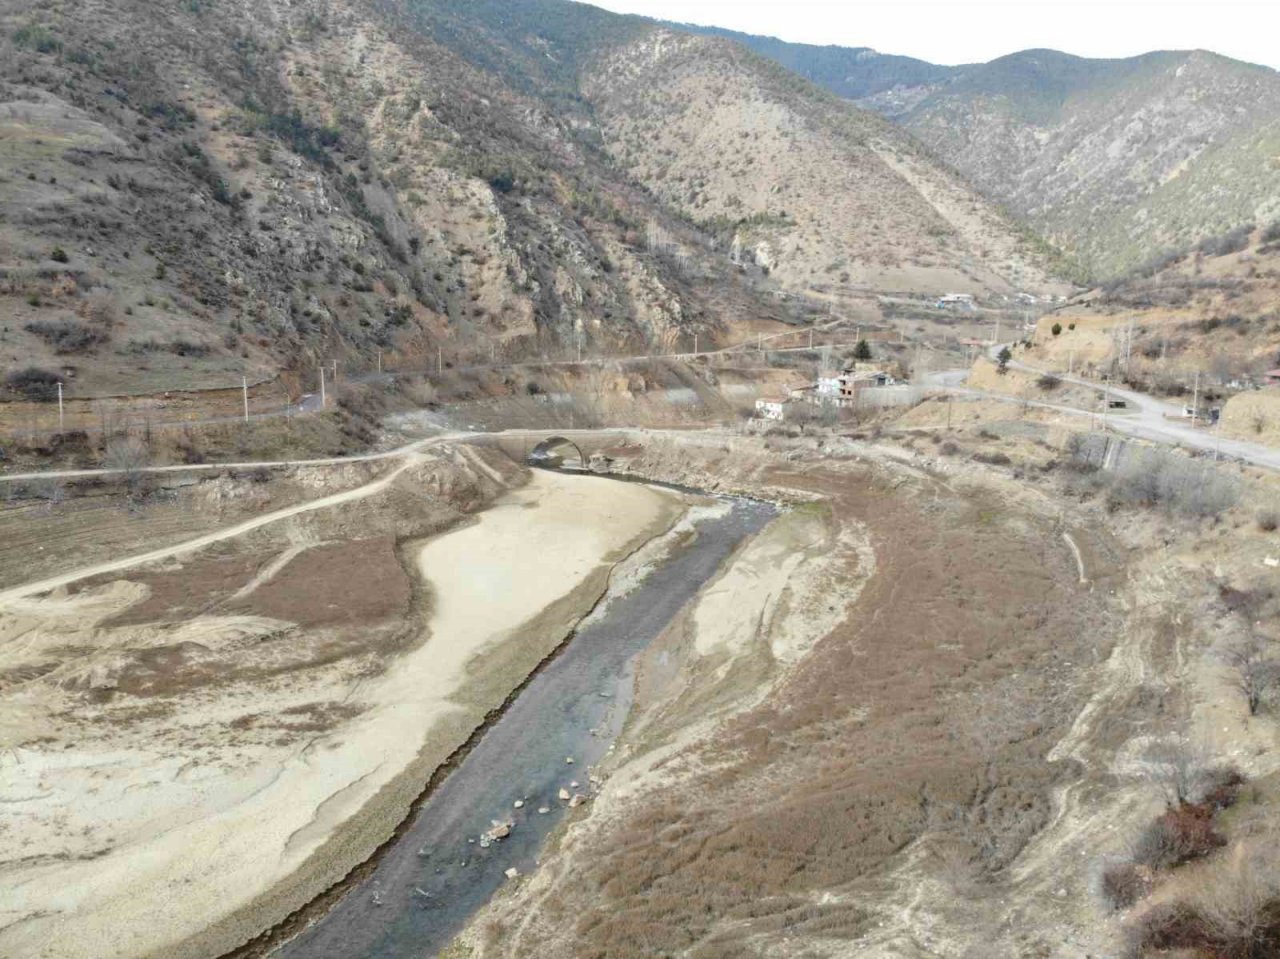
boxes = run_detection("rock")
[570,780,579,789]
[565,756,575,765]
[484,820,512,842]
[513,800,524,809]
[558,787,571,801]
[538,807,550,814]
[568,793,587,808]
[504,867,520,880]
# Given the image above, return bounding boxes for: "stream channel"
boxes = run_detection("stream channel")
[277,475,776,958]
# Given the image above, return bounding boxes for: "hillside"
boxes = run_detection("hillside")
[581,29,1070,302]
[897,50,1280,278]
[665,21,958,108]
[1028,222,1280,398]
[0,0,783,398]
[662,25,1280,279]
[0,0,1070,401]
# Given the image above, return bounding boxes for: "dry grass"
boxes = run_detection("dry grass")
[492,457,1114,956]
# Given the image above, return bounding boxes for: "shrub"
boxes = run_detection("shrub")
[25,319,108,354]
[1130,804,1224,871]
[3,366,60,398]
[1258,510,1279,532]
[49,246,69,263]
[12,23,60,53]
[1051,323,1062,336]
[1100,861,1150,911]
[1037,373,1061,391]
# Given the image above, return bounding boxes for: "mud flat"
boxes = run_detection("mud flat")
[0,467,680,959]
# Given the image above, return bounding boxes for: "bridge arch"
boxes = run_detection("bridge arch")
[527,436,586,470]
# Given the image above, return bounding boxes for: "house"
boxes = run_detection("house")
[936,293,977,311]
[816,375,842,397]
[838,367,895,399]
[754,397,787,421]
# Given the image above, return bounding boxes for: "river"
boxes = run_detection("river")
[276,481,776,958]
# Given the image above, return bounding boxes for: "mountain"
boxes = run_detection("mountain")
[665,21,958,106]
[659,25,1280,280]
[895,50,1280,278]
[0,0,1067,399]
[581,27,1069,301]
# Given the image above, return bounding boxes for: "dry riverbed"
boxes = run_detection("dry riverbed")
[0,457,682,959]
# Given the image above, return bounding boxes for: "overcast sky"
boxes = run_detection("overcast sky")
[587,0,1280,70]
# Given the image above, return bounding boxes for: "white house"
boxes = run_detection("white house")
[754,397,787,421]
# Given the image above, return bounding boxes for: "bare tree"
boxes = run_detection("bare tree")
[1219,632,1280,717]
[1147,735,1215,807]
[104,436,151,500]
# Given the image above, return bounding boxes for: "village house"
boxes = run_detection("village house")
[753,396,787,421]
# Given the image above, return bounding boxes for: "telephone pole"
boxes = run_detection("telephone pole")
[438,347,443,375]
[320,366,326,409]
[242,376,249,423]
[57,381,64,432]
[1191,370,1200,428]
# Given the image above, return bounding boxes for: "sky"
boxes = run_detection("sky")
[587,0,1280,70]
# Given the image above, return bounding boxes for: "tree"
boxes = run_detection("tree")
[854,339,872,361]
[104,436,151,500]
[996,346,1013,374]
[1219,632,1279,717]
[1051,323,1063,336]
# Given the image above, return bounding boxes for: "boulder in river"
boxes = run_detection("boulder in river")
[484,820,512,842]
[568,793,587,808]
[504,867,520,880]
[513,800,524,809]
[558,787,571,801]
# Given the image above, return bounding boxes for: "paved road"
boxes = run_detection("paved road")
[983,345,1280,471]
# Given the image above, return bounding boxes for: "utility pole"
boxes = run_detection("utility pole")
[242,376,249,423]
[1191,370,1200,428]
[57,381,64,432]
[694,333,698,356]
[377,350,383,374]
[438,347,443,375]
[331,360,338,386]
[809,328,814,350]
[319,366,326,409]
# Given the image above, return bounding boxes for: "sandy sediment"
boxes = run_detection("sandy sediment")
[0,468,681,959]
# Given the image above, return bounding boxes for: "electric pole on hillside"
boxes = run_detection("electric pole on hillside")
[438,347,443,375]
[320,365,326,409]
[242,377,249,423]
[1191,371,1201,428]
[57,381,64,432]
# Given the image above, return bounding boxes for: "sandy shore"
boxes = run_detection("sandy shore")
[0,469,679,959]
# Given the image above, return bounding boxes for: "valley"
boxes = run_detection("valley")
[3,1,1280,958]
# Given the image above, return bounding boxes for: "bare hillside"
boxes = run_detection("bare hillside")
[581,30,1071,301]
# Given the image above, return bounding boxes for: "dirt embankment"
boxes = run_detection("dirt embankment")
[1220,389,1280,447]
[0,445,682,959]
[455,434,1126,958]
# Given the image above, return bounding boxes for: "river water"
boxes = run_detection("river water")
[277,482,776,958]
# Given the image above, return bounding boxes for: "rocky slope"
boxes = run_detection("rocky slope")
[663,26,1280,279]
[0,0,1068,401]
[897,50,1280,278]
[0,0,785,398]
[582,29,1070,301]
